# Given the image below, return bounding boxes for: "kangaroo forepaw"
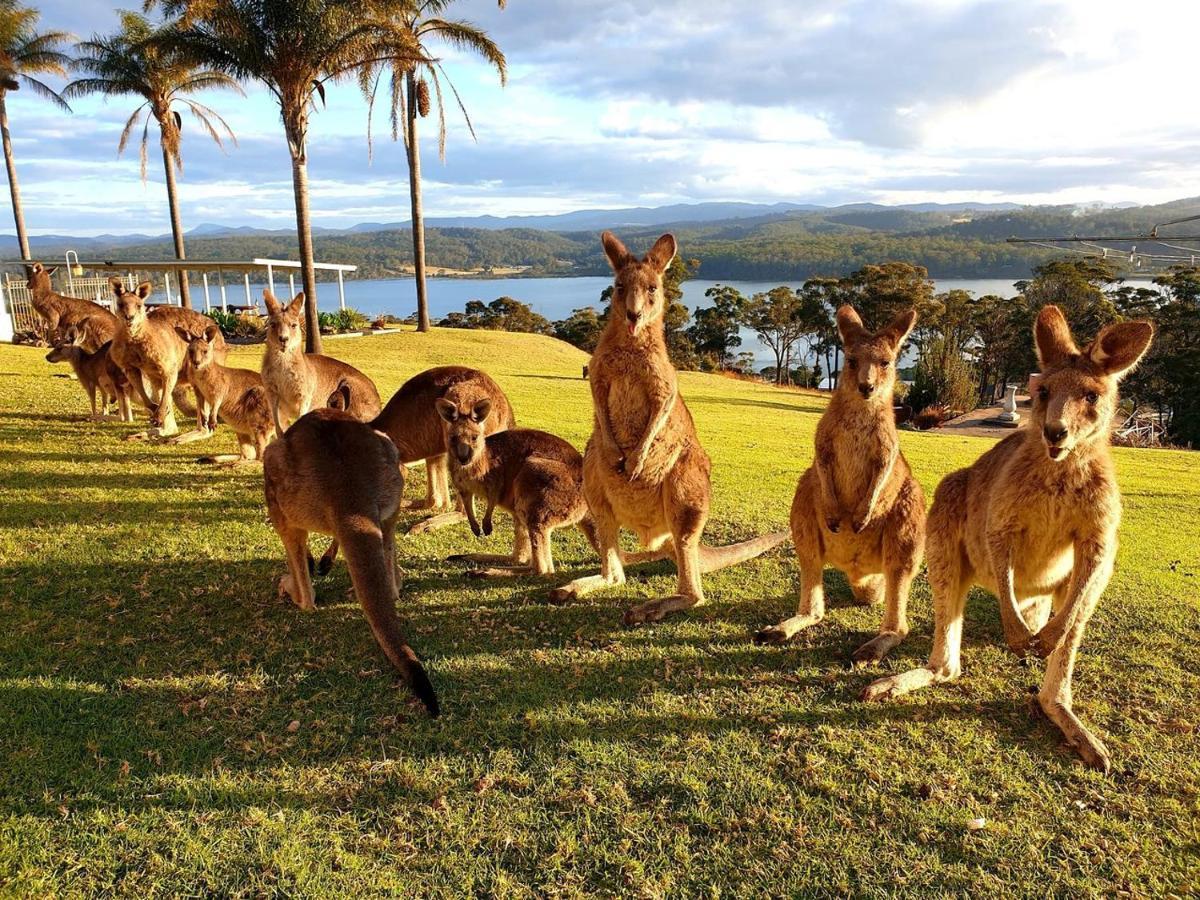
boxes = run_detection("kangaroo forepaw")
[753,625,791,646]
[1027,627,1060,659]
[547,585,576,604]
[482,516,493,537]
[851,632,905,667]
[825,516,841,534]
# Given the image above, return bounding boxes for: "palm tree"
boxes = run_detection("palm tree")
[66,11,241,309]
[157,0,420,351]
[362,0,506,333]
[0,1,72,261]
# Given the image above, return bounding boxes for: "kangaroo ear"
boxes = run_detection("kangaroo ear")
[1034,305,1079,372]
[880,308,917,349]
[328,381,351,410]
[263,289,281,317]
[472,398,492,422]
[287,292,305,316]
[1087,320,1154,378]
[174,326,194,343]
[435,398,458,423]
[64,325,79,345]
[645,233,677,273]
[135,281,152,300]
[835,305,868,345]
[204,322,221,343]
[109,277,125,297]
[45,266,59,277]
[601,231,631,271]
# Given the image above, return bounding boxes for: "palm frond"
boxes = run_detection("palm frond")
[181,98,237,147]
[435,61,476,143]
[18,74,70,112]
[418,18,505,84]
[140,113,151,181]
[117,103,147,156]
[426,63,447,161]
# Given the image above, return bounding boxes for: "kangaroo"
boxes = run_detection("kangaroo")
[110,278,225,438]
[27,262,121,349]
[44,324,134,422]
[262,407,439,716]
[436,386,593,576]
[864,305,1153,771]
[373,366,515,533]
[755,305,926,664]
[550,232,787,620]
[261,290,381,435]
[172,323,275,463]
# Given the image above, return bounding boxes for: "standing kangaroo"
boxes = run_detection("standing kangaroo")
[263,408,439,716]
[173,324,275,463]
[373,366,515,531]
[44,324,134,422]
[436,383,593,577]
[550,232,787,621]
[261,290,381,435]
[864,306,1153,771]
[755,305,926,664]
[27,262,121,349]
[111,278,226,437]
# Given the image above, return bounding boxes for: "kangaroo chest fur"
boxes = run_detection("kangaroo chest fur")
[819,395,898,507]
[262,348,312,417]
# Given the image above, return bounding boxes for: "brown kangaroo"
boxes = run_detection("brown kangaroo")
[373,366,515,531]
[172,323,275,463]
[44,324,134,422]
[436,386,592,576]
[261,290,381,435]
[550,231,787,620]
[110,278,226,437]
[864,305,1154,772]
[755,305,926,664]
[263,407,439,716]
[27,262,121,349]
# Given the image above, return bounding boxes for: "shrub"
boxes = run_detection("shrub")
[318,308,370,334]
[206,309,266,340]
[908,339,978,416]
[912,405,948,430]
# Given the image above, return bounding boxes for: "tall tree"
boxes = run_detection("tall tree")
[741,286,806,385]
[67,11,240,309]
[687,284,745,370]
[0,0,72,260]
[362,0,507,333]
[159,0,419,351]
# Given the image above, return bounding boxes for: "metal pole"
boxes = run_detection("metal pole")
[267,263,275,298]
[218,270,227,312]
[202,272,211,311]
[165,271,173,305]
[288,273,295,298]
[337,269,346,311]
[243,273,251,307]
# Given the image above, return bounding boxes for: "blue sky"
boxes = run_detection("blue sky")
[6,0,1199,235]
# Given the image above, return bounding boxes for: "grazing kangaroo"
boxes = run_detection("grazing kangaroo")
[27,262,121,349]
[110,278,225,437]
[550,231,787,620]
[755,305,926,664]
[436,385,592,576]
[373,366,515,530]
[262,407,439,716]
[261,290,381,435]
[44,324,134,422]
[864,305,1153,771]
[172,323,275,463]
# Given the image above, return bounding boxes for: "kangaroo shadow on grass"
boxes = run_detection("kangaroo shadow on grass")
[0,550,1080,822]
[687,394,827,416]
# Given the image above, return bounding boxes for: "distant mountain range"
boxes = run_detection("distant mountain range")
[1,196,1187,281]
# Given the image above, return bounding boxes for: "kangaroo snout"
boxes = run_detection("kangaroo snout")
[859,383,875,398]
[1043,424,1068,445]
[452,440,473,465]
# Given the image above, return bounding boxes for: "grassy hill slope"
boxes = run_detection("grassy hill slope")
[0,329,1197,896]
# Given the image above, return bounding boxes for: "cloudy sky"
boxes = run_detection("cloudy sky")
[7,0,1199,235]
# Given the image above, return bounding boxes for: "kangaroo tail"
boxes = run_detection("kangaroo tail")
[339,526,439,717]
[697,530,789,574]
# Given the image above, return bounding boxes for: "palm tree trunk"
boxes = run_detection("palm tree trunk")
[161,144,191,308]
[0,92,31,261]
[406,71,430,333]
[290,148,323,354]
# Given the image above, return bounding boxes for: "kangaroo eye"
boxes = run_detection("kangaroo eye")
[648,285,657,294]
[1038,386,1050,401]
[1084,391,1099,405]
[880,360,890,369]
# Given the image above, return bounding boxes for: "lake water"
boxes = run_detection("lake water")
[218,274,1145,371]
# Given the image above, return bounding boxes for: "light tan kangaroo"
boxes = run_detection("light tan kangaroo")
[374,366,515,533]
[755,305,926,664]
[263,407,439,716]
[110,278,226,438]
[27,262,121,349]
[550,231,787,621]
[44,324,134,422]
[261,290,381,435]
[436,386,594,577]
[864,305,1154,771]
[171,323,275,463]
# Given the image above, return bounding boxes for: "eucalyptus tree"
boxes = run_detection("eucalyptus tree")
[0,0,72,260]
[361,0,507,332]
[67,11,241,308]
[158,0,421,350]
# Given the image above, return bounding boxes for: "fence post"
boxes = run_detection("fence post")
[0,278,12,343]
[202,273,211,311]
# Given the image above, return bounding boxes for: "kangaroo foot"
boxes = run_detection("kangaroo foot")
[548,573,622,604]
[408,510,467,535]
[467,566,534,579]
[851,631,907,667]
[861,666,952,701]
[1039,698,1111,772]
[277,574,315,611]
[622,594,701,626]
[752,614,823,645]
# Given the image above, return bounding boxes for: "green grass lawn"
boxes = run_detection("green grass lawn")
[1,328,1198,897]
